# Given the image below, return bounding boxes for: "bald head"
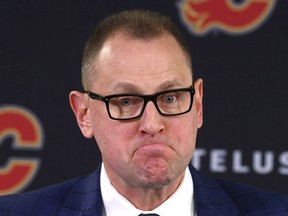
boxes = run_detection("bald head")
[81,10,192,90]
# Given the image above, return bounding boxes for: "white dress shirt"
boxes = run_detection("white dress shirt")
[101,163,195,216]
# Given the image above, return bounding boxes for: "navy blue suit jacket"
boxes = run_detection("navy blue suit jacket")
[0,164,288,215]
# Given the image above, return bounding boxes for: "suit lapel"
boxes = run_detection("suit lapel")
[189,164,240,216]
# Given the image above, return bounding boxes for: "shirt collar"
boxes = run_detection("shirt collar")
[101,163,195,216]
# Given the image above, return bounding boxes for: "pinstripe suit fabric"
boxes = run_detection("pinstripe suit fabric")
[0,165,287,216]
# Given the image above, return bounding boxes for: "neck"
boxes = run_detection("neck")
[110,173,184,210]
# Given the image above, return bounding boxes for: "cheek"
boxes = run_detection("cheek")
[171,114,198,153]
[91,117,138,160]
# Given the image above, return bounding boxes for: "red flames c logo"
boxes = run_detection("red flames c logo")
[177,0,277,36]
[0,105,44,195]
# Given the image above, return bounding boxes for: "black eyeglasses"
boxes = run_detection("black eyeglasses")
[85,86,195,120]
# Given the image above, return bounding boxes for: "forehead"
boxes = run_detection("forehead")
[92,33,192,94]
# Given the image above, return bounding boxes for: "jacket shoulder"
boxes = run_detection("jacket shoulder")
[0,176,82,215]
[218,179,288,214]
[190,165,288,215]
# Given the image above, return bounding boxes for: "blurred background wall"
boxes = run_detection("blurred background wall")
[1,0,288,195]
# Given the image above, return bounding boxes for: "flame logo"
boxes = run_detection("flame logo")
[177,0,277,36]
[0,105,44,195]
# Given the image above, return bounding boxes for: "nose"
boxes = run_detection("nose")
[139,101,165,136]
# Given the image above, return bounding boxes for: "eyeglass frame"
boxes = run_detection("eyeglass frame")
[85,85,195,120]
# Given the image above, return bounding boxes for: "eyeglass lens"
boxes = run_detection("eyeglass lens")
[108,90,192,119]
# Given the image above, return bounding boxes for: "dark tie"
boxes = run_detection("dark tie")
[138,214,160,216]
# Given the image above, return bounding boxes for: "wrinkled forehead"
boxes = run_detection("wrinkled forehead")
[89,34,193,95]
[84,32,192,90]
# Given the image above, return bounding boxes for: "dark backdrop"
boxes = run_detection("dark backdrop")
[1,0,288,195]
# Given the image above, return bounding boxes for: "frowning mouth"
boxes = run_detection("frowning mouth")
[136,142,173,158]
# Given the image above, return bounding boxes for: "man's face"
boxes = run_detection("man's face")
[71,33,203,192]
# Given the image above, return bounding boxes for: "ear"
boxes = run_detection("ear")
[194,78,203,128]
[69,91,93,138]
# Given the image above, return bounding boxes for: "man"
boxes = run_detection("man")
[0,10,288,216]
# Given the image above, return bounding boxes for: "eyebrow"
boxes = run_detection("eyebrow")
[110,79,185,94]
[157,80,184,91]
[111,82,142,94]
